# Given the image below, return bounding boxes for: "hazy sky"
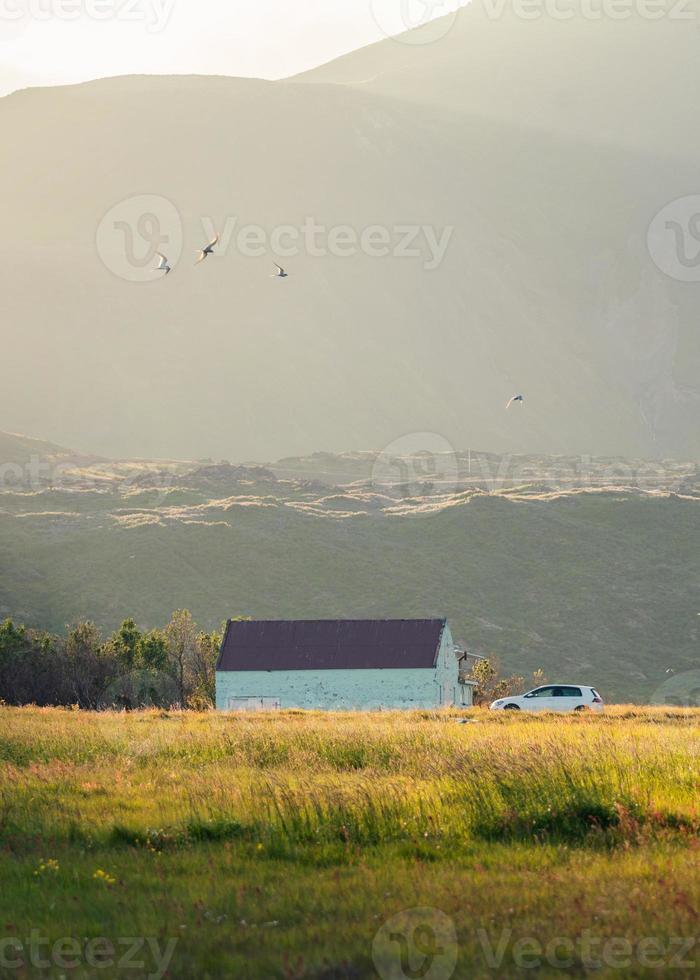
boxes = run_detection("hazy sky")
[0,0,468,97]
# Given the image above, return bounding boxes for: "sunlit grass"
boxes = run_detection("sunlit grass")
[3,706,700,976]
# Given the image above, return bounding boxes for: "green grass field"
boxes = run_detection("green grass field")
[2,707,700,978]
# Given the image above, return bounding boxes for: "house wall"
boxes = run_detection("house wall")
[217,667,441,710]
[216,621,474,710]
[433,625,474,707]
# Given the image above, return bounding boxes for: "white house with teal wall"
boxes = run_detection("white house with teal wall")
[215,618,474,711]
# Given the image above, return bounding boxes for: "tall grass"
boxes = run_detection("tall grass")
[2,706,700,852]
[4,707,700,978]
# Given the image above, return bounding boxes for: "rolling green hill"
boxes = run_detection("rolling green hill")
[1,433,697,702]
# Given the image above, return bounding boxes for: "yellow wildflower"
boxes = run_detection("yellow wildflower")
[92,869,117,886]
[33,858,59,877]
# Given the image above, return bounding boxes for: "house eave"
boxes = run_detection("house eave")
[215,619,233,672]
[216,665,440,673]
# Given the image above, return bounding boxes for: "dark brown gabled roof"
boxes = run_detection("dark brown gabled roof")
[216,619,446,671]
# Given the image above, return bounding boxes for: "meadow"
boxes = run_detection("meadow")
[2,706,700,978]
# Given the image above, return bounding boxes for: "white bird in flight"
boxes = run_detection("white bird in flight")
[195,233,219,264]
[271,262,288,278]
[506,394,525,409]
[153,252,171,276]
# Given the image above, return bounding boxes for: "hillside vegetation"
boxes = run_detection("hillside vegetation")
[1,435,698,701]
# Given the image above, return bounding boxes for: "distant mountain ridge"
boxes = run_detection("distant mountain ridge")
[0,431,73,464]
[1,7,699,460]
[0,430,99,471]
[295,4,700,159]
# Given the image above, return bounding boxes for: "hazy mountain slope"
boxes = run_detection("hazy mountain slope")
[1,11,699,460]
[1,461,698,702]
[296,4,700,159]
[0,432,73,466]
[0,430,99,496]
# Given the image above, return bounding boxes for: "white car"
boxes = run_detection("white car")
[490,685,604,713]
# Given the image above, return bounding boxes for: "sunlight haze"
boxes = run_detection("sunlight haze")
[0,0,469,96]
[3,1,700,969]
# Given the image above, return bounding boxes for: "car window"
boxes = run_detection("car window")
[557,686,582,698]
[526,687,555,698]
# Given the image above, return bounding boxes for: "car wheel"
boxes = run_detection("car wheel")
[574,705,590,712]
[503,704,521,711]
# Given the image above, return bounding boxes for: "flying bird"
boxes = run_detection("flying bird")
[153,252,171,276]
[271,263,288,278]
[195,233,219,264]
[506,394,525,409]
